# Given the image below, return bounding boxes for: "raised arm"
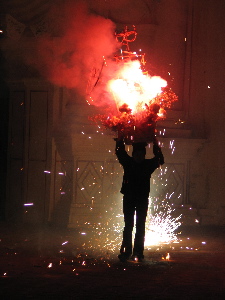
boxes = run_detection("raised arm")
[115,138,130,165]
[153,137,164,166]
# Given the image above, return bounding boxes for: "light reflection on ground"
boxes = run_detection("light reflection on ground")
[1,223,225,298]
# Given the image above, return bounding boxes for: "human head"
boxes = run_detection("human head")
[132,142,147,163]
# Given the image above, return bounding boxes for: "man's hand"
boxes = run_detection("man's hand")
[153,143,161,156]
[153,136,159,146]
[152,138,164,165]
[153,136,160,155]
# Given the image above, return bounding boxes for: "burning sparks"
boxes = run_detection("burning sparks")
[78,197,182,257]
[90,73,177,143]
[107,60,167,113]
[162,253,170,261]
[62,241,68,246]
[169,140,176,155]
[89,26,178,144]
[145,200,182,247]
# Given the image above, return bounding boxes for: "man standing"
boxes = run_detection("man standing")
[115,137,164,262]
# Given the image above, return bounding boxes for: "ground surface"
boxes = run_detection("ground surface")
[0,223,225,299]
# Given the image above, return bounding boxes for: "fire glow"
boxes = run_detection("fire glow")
[89,27,178,143]
[107,60,167,114]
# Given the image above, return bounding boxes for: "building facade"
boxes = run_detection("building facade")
[1,0,225,226]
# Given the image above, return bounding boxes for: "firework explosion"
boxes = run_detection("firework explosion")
[25,11,181,257]
[82,24,180,255]
[88,26,178,144]
[89,60,178,143]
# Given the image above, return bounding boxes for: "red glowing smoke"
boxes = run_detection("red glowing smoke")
[27,1,118,97]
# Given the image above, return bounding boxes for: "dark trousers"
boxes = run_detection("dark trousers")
[120,194,148,258]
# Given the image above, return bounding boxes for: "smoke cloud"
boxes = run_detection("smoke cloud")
[27,1,118,100]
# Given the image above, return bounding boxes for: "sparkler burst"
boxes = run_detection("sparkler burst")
[145,198,182,247]
[78,197,181,257]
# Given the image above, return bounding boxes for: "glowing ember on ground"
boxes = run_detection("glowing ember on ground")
[162,253,170,260]
[47,263,53,268]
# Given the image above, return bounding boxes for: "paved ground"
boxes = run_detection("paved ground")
[0,223,225,299]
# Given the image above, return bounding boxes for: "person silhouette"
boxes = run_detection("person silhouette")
[115,136,164,262]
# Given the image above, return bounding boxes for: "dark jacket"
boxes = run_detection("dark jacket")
[115,140,164,198]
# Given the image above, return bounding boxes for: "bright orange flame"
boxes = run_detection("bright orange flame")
[107,60,167,113]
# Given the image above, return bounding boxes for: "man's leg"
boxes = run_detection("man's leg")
[133,199,148,260]
[119,195,135,260]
